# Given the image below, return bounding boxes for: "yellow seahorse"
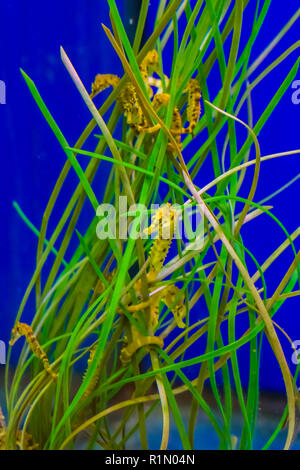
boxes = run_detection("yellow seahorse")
[10,322,57,382]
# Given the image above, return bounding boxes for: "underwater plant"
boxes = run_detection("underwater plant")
[2,0,300,450]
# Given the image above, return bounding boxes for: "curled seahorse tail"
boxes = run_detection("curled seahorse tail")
[120,335,164,364]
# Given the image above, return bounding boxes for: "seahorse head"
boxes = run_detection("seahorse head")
[9,322,22,346]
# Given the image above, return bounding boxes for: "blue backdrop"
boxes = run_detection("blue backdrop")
[0,0,299,393]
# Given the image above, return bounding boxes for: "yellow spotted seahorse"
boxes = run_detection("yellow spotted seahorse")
[183,78,202,135]
[0,406,39,450]
[80,344,100,401]
[9,322,57,382]
[120,203,186,364]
